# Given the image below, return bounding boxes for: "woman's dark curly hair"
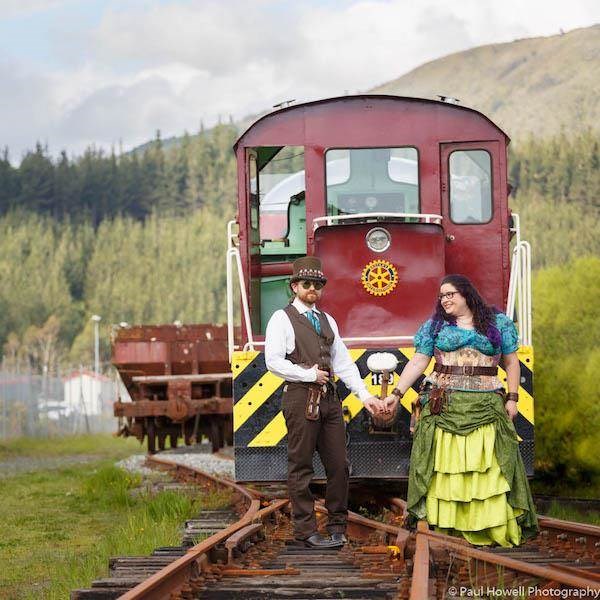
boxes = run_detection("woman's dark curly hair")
[431,274,501,347]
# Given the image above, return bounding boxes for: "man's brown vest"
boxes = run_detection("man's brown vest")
[283,305,335,375]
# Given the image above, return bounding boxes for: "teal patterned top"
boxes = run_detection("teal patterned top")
[414,313,519,357]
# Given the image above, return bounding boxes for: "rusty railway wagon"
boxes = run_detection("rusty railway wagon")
[113,324,233,453]
[114,94,533,479]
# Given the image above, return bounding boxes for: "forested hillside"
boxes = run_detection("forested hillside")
[372,25,600,140]
[534,256,600,486]
[0,125,237,223]
[509,130,600,268]
[0,124,237,375]
[1,127,598,369]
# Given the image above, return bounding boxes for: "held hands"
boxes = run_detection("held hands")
[382,394,399,415]
[363,396,384,415]
[504,399,518,421]
[312,364,329,385]
[363,394,398,417]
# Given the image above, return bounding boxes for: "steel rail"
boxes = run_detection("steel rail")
[316,500,405,538]
[421,528,600,591]
[146,454,262,500]
[538,514,600,537]
[409,521,431,600]
[118,498,287,600]
[117,455,271,600]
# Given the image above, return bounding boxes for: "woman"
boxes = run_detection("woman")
[384,274,538,546]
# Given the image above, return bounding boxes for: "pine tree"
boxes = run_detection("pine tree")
[0,147,20,215]
[18,143,55,213]
[165,132,191,214]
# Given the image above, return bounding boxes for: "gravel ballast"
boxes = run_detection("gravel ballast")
[116,444,235,478]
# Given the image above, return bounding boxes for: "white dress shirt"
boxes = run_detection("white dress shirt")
[265,297,372,403]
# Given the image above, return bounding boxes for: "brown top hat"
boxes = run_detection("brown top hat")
[290,256,327,284]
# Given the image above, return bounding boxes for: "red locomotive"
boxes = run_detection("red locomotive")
[228,95,532,481]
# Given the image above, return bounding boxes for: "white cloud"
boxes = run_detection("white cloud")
[91,1,298,76]
[1,0,599,161]
[0,0,66,19]
[0,60,60,160]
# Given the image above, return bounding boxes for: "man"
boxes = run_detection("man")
[265,256,381,548]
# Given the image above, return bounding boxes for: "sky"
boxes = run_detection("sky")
[1,0,599,163]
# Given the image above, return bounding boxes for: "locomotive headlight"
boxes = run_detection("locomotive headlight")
[366,227,391,253]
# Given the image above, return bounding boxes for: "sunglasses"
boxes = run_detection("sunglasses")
[300,280,325,290]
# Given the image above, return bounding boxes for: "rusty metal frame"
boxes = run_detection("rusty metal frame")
[114,397,232,417]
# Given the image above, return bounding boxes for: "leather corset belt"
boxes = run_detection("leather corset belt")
[433,363,498,376]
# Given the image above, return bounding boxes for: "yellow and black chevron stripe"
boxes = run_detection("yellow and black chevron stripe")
[232,346,534,448]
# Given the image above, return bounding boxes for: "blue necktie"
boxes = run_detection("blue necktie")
[306,310,321,334]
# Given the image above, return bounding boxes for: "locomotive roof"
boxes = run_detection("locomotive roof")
[233,94,510,151]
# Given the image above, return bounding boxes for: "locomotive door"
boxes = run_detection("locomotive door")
[439,141,508,309]
[247,150,261,335]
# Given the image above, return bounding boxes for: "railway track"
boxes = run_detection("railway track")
[72,453,600,599]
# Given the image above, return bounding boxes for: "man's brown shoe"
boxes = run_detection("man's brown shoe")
[330,533,347,545]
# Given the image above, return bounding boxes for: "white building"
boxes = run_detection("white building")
[62,370,115,417]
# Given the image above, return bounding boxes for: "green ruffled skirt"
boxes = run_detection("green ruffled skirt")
[407,390,538,546]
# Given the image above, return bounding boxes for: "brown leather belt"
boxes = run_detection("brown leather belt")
[433,363,498,376]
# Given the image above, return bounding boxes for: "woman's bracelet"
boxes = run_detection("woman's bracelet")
[505,392,519,403]
[391,388,404,399]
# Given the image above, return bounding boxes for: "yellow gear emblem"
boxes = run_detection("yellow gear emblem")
[361,260,398,296]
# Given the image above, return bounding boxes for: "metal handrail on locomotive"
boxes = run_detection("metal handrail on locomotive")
[227,95,532,482]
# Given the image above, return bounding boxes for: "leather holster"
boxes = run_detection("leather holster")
[305,385,325,421]
[429,387,448,415]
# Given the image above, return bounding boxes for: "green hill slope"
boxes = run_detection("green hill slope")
[371,25,600,140]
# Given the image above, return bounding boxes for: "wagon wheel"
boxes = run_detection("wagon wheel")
[218,419,225,449]
[209,419,224,453]
[169,434,178,449]
[224,417,233,446]
[157,430,167,452]
[146,419,156,454]
[184,423,194,446]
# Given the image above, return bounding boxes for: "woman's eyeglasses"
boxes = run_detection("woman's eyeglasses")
[301,280,325,290]
[438,291,458,301]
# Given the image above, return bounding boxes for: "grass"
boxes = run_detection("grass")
[0,435,232,599]
[543,500,600,526]
[0,432,143,460]
[531,476,600,500]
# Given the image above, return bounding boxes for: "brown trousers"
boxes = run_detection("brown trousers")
[282,383,349,540]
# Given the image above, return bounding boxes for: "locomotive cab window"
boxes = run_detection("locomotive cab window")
[325,147,419,216]
[449,150,492,223]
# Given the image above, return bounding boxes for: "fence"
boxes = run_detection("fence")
[0,368,119,439]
